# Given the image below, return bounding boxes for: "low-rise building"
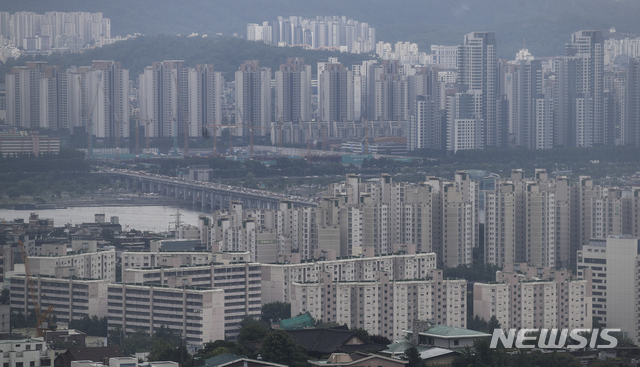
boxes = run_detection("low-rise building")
[0,337,52,367]
[107,284,225,350]
[405,320,490,349]
[0,130,60,157]
[309,352,407,367]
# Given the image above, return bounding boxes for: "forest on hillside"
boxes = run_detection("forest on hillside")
[0,35,376,82]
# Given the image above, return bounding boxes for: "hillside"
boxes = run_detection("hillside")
[0,35,376,82]
[3,0,640,57]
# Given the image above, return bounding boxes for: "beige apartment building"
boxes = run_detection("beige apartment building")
[107,284,225,350]
[261,252,437,304]
[10,276,110,323]
[474,263,592,331]
[122,260,261,340]
[290,269,466,340]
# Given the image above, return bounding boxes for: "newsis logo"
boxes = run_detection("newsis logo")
[489,328,621,349]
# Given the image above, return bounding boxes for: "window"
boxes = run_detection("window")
[454,340,459,346]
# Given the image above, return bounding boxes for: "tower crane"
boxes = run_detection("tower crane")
[18,241,54,337]
[135,118,153,158]
[80,74,103,159]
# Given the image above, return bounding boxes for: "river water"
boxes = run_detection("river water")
[0,205,209,232]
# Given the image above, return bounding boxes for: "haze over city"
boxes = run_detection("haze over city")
[0,1,639,367]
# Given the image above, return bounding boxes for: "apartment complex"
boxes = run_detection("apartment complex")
[6,60,128,136]
[138,60,223,139]
[0,11,110,50]
[290,269,466,341]
[474,263,592,331]
[261,252,437,304]
[204,172,476,267]
[247,16,375,54]
[107,284,225,350]
[260,252,467,340]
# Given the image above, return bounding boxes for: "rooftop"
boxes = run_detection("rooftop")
[406,325,491,338]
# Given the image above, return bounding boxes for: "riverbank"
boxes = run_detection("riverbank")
[0,194,183,210]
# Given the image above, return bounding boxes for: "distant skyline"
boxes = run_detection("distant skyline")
[3,0,640,57]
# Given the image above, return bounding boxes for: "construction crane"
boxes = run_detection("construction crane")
[169,69,181,157]
[79,75,103,159]
[363,119,370,154]
[275,106,284,157]
[135,119,153,157]
[99,80,125,160]
[235,108,268,158]
[18,241,54,337]
[184,120,190,157]
[205,120,236,157]
[322,122,329,152]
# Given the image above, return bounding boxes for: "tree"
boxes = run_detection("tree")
[488,315,501,332]
[6,187,21,199]
[313,319,341,328]
[68,315,108,336]
[148,338,174,362]
[258,330,308,367]
[195,340,250,360]
[0,289,9,305]
[261,302,291,324]
[352,328,371,343]
[10,311,26,329]
[403,346,423,367]
[238,322,268,343]
[590,359,618,367]
[370,335,392,345]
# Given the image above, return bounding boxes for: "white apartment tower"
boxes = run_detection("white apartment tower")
[187,64,223,137]
[318,61,354,122]
[275,58,311,123]
[457,32,497,147]
[235,60,272,138]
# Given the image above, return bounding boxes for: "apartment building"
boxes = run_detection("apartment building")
[27,249,116,282]
[0,337,51,367]
[577,236,640,343]
[474,263,592,331]
[10,276,110,323]
[107,284,225,350]
[121,251,215,269]
[261,252,437,305]
[290,269,466,340]
[121,260,261,340]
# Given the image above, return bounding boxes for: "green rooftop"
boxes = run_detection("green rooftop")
[279,312,314,329]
